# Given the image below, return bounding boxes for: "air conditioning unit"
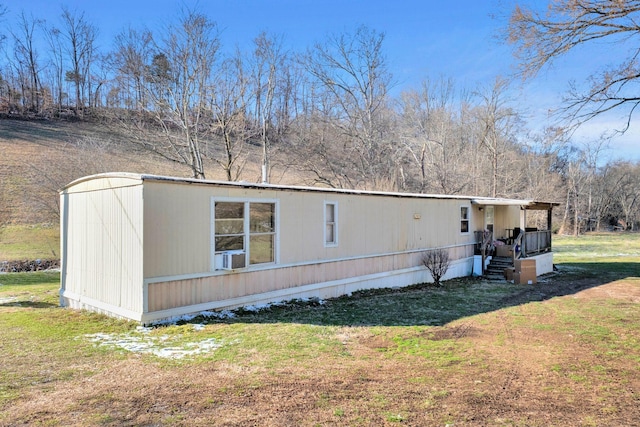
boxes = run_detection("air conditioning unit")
[221,251,246,270]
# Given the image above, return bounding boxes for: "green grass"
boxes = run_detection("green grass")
[553,232,640,262]
[0,272,135,402]
[552,232,640,280]
[1,232,639,425]
[0,224,60,261]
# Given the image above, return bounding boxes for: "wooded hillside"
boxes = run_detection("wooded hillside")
[1,116,638,234]
[0,5,638,233]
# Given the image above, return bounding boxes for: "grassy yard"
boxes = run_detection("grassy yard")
[0,224,60,261]
[0,233,638,426]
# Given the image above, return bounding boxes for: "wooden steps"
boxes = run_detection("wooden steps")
[484,256,513,280]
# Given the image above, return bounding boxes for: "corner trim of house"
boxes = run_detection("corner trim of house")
[60,290,143,322]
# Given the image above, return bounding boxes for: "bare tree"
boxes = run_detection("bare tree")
[0,3,7,43]
[248,32,294,183]
[210,52,250,181]
[508,1,640,132]
[608,161,640,230]
[421,249,451,287]
[554,144,593,236]
[140,9,220,179]
[474,77,520,198]
[44,25,65,113]
[301,26,396,190]
[515,127,567,230]
[11,11,43,113]
[60,7,97,115]
[111,26,153,110]
[399,78,473,194]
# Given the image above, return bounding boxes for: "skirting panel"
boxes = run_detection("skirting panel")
[141,257,473,324]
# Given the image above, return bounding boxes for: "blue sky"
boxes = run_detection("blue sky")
[4,0,639,161]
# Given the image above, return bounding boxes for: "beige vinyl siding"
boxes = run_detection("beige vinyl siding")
[493,205,522,239]
[142,183,284,278]
[139,180,479,279]
[280,193,474,263]
[146,246,475,314]
[142,181,212,278]
[471,205,484,232]
[60,182,144,315]
[148,252,417,312]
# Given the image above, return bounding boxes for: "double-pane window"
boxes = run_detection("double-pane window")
[214,201,276,266]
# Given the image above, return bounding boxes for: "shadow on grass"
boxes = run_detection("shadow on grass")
[0,300,58,309]
[0,117,85,145]
[0,271,60,286]
[182,261,638,328]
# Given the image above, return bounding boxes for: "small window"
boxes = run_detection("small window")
[460,206,469,233]
[325,202,337,246]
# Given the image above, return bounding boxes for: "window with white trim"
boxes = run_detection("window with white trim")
[460,206,470,233]
[214,200,276,268]
[324,202,337,246]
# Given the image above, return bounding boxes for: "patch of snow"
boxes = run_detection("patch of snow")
[149,298,324,327]
[151,309,238,327]
[243,303,273,312]
[0,296,17,304]
[241,297,324,313]
[83,323,228,360]
[202,309,236,319]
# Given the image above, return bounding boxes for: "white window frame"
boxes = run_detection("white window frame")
[460,205,470,234]
[211,197,279,270]
[484,205,494,233]
[324,201,338,247]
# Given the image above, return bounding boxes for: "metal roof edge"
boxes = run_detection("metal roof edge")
[60,172,144,193]
[61,172,557,205]
[139,173,485,201]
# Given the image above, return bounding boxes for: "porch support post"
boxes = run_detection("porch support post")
[521,207,527,257]
[548,207,553,251]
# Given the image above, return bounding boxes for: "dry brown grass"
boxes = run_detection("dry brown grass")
[0,117,301,225]
[1,270,639,426]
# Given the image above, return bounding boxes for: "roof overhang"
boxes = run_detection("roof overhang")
[525,201,560,210]
[61,173,561,209]
[471,198,560,210]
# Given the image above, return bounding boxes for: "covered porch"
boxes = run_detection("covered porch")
[471,199,559,277]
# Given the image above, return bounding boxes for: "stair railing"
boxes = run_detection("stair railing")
[480,229,493,276]
[511,232,523,265]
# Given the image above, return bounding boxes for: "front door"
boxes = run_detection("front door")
[485,206,494,236]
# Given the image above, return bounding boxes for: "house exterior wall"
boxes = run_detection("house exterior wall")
[137,179,478,323]
[493,205,522,240]
[140,180,477,278]
[59,176,145,320]
[60,173,551,324]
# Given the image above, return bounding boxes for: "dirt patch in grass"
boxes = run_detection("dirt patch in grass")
[2,267,639,426]
[573,278,640,302]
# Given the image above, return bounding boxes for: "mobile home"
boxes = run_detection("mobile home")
[59,173,556,323]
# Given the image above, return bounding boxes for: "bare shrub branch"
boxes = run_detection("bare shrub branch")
[421,249,451,287]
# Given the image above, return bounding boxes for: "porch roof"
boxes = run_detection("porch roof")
[470,198,560,210]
